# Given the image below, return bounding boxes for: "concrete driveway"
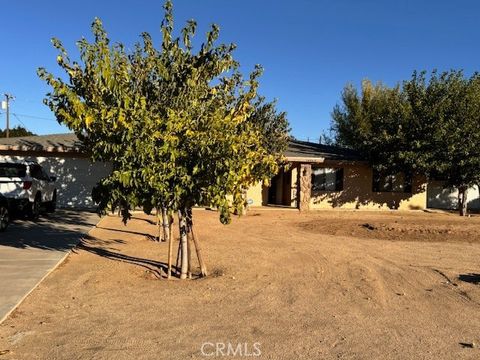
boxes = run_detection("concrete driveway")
[0,210,99,323]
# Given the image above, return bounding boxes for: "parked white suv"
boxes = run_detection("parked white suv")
[0,161,57,220]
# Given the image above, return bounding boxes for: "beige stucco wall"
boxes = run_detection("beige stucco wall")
[245,163,428,211]
[246,181,265,207]
[310,164,427,210]
[290,166,298,207]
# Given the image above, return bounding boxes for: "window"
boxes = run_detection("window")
[0,163,26,177]
[311,167,344,192]
[372,170,412,193]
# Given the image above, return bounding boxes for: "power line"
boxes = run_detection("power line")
[11,113,57,122]
[1,108,57,134]
[0,110,57,123]
[12,113,33,133]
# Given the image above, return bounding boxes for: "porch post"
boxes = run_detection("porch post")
[297,163,312,211]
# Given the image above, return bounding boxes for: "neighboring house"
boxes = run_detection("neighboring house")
[0,134,478,211]
[0,134,112,209]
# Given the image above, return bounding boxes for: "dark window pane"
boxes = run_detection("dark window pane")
[372,170,381,192]
[404,173,413,193]
[0,163,27,177]
[312,167,343,192]
[30,165,44,180]
[335,168,344,191]
[372,169,410,193]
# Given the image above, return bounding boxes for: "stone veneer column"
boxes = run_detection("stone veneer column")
[298,163,312,211]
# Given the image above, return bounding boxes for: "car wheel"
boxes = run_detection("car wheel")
[0,205,9,231]
[46,191,57,213]
[28,195,41,221]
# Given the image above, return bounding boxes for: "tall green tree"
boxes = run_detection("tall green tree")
[331,79,412,174]
[248,97,290,155]
[38,0,288,278]
[403,70,480,216]
[331,72,480,216]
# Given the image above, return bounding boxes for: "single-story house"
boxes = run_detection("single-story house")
[0,134,478,211]
[246,140,480,211]
[246,140,429,211]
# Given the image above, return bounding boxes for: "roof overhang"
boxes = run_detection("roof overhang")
[286,156,325,163]
[0,145,82,153]
[285,156,369,166]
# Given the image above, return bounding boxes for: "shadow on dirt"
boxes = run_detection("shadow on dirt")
[95,225,156,239]
[458,273,480,285]
[76,234,172,279]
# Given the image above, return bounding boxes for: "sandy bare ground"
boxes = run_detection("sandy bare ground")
[0,209,480,359]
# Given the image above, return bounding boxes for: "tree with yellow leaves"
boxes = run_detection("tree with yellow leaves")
[38,1,289,279]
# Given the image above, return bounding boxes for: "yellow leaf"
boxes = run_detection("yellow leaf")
[85,115,94,128]
[118,111,125,124]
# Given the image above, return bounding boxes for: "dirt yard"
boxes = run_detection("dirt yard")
[1,209,480,359]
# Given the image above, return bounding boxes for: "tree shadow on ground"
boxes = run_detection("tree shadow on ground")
[1,209,178,278]
[131,216,157,225]
[0,210,99,251]
[77,234,174,279]
[95,225,156,239]
[458,273,480,285]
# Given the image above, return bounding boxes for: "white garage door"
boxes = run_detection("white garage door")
[0,154,112,209]
[427,181,480,210]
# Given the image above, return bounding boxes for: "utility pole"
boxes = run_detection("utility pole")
[2,94,14,138]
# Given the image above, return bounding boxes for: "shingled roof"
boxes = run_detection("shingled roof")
[0,133,363,162]
[285,139,363,162]
[0,133,82,153]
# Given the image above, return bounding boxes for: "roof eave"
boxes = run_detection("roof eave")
[285,156,367,165]
[286,156,326,163]
[0,145,82,153]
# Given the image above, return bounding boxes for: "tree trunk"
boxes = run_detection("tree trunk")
[175,234,181,275]
[458,186,468,216]
[178,208,189,279]
[156,208,161,241]
[187,208,208,277]
[241,188,248,215]
[167,211,173,279]
[161,207,169,243]
[187,228,192,279]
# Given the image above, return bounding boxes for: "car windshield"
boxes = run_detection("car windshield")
[0,163,27,177]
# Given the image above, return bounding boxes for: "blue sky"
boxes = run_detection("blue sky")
[0,0,479,140]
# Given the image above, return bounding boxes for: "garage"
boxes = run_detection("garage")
[0,133,112,209]
[427,180,480,211]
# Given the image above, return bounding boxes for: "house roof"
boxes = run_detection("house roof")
[0,133,363,163]
[0,133,82,153]
[285,139,363,162]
